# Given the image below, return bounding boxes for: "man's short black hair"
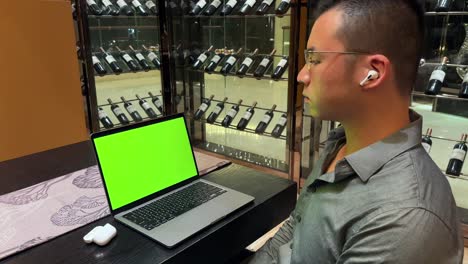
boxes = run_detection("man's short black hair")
[316,0,425,95]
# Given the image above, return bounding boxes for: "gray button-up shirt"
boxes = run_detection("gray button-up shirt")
[250,110,463,264]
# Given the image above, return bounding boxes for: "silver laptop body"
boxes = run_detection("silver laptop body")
[115,179,253,247]
[91,113,254,248]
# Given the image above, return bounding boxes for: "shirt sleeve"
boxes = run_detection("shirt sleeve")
[248,214,296,264]
[337,208,463,264]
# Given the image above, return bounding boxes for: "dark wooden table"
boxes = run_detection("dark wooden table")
[0,141,297,264]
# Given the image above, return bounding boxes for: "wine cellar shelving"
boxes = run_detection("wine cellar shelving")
[75,0,299,175]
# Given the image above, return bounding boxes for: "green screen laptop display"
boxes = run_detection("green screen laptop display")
[93,117,198,210]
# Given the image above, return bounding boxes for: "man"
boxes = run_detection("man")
[249,0,463,263]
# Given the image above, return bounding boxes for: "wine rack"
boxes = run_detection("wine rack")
[87,15,159,18]
[193,97,288,140]
[89,25,159,30]
[194,141,289,171]
[75,0,302,179]
[91,51,161,76]
[425,11,468,16]
[208,98,287,113]
[97,93,165,128]
[195,118,287,140]
[412,91,468,103]
[169,0,297,174]
[74,0,167,133]
[422,61,468,69]
[188,62,289,82]
[181,14,291,18]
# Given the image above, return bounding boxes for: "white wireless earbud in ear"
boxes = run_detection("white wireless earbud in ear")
[359,70,379,86]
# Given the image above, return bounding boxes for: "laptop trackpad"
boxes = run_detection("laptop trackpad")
[150,197,229,247]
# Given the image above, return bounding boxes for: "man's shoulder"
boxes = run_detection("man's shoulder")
[363,145,459,231]
[371,144,451,200]
[388,145,454,205]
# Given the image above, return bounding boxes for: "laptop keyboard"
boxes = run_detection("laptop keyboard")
[122,181,227,230]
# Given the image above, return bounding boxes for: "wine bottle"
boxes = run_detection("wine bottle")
[237,101,257,130]
[116,0,134,15]
[188,47,202,65]
[175,89,184,105]
[254,49,276,78]
[129,45,151,71]
[168,0,180,15]
[446,134,467,176]
[204,0,222,15]
[179,0,192,14]
[220,0,238,16]
[100,47,123,74]
[435,0,454,12]
[221,99,243,127]
[236,48,259,77]
[87,0,104,15]
[271,113,287,138]
[116,46,140,72]
[76,45,82,60]
[194,95,214,120]
[271,56,289,80]
[136,94,157,118]
[98,107,114,129]
[148,91,164,114]
[425,57,448,95]
[189,0,207,15]
[172,43,185,65]
[239,0,257,15]
[421,128,433,154]
[131,0,149,15]
[143,45,161,69]
[192,45,214,70]
[72,3,77,20]
[121,96,143,122]
[459,71,468,98]
[102,0,120,15]
[205,49,225,73]
[220,48,243,75]
[145,0,158,15]
[108,98,130,125]
[255,104,276,134]
[256,0,273,15]
[275,0,290,16]
[92,55,107,76]
[207,97,228,124]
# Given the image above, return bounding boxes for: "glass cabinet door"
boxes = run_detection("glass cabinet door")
[163,0,294,173]
[75,0,165,132]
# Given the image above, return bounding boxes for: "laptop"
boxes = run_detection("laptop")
[91,113,254,248]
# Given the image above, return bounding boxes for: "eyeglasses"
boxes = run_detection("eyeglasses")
[304,49,371,69]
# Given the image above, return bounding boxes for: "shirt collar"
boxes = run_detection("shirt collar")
[345,110,423,182]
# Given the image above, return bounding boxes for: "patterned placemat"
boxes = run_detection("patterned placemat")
[0,151,229,260]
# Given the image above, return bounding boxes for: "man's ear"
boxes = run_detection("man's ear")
[359,55,389,90]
